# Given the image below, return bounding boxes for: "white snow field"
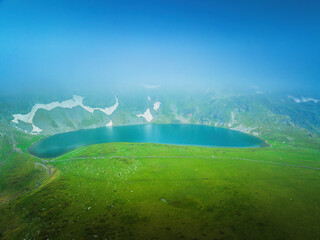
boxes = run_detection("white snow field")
[106,120,113,127]
[288,96,320,103]
[153,101,161,111]
[136,108,153,122]
[12,95,119,133]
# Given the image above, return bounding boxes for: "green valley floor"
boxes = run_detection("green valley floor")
[1,139,320,240]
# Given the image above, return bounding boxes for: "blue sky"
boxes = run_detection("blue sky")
[0,0,319,92]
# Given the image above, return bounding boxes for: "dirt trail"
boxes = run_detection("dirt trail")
[0,162,54,205]
[50,155,320,171]
[34,162,54,187]
[35,162,53,176]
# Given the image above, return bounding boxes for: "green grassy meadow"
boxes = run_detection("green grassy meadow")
[1,139,320,240]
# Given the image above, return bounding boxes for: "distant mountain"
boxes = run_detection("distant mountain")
[1,89,319,148]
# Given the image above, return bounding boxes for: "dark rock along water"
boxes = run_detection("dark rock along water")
[29,124,267,158]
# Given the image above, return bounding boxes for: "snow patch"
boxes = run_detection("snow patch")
[231,125,257,134]
[12,95,119,134]
[106,120,113,127]
[137,108,153,122]
[301,97,320,103]
[81,96,119,115]
[153,102,161,111]
[288,96,320,103]
[32,124,42,134]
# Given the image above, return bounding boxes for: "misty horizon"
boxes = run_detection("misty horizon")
[1,0,320,94]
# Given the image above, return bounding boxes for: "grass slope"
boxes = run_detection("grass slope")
[0,132,48,203]
[1,143,320,240]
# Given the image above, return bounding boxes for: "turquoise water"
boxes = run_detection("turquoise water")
[29,124,267,158]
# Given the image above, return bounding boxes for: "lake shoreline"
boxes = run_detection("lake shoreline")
[28,124,268,159]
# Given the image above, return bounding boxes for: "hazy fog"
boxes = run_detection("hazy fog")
[1,0,319,94]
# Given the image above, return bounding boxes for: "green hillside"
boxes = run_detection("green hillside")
[0,90,320,239]
[1,140,320,239]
